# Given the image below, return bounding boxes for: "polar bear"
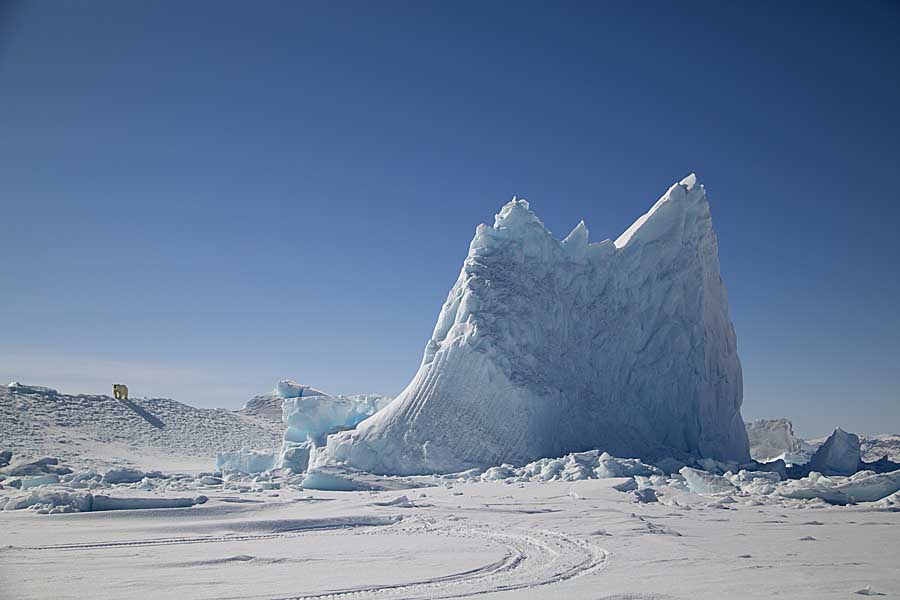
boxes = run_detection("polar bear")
[112,383,128,400]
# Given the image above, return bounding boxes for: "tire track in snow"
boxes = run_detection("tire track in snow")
[270,517,609,599]
[12,516,401,551]
[11,515,608,598]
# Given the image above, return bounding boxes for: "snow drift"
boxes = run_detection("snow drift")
[322,175,750,475]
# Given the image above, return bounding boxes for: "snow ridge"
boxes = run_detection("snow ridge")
[322,175,750,475]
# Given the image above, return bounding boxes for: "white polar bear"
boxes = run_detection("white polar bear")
[112,383,128,400]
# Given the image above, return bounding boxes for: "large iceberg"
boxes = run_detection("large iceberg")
[321,175,750,475]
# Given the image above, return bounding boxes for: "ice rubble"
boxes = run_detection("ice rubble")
[322,175,749,475]
[422,447,900,507]
[438,450,663,483]
[0,455,210,513]
[775,470,900,504]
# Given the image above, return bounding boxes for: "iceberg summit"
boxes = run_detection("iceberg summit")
[322,174,751,474]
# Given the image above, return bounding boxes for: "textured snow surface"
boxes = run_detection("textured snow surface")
[0,384,283,472]
[3,475,898,600]
[324,175,749,475]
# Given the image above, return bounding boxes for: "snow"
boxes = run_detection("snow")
[0,384,282,472]
[807,427,861,476]
[322,175,749,475]
[871,490,900,509]
[2,471,899,599]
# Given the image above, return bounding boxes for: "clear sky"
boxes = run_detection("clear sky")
[1,1,898,438]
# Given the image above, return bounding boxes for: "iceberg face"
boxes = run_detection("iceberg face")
[807,428,861,476]
[283,394,391,447]
[323,175,750,475]
[746,418,815,465]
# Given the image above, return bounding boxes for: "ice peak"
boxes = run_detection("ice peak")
[614,172,708,249]
[508,195,529,210]
[680,172,699,191]
[561,220,590,258]
[493,196,542,232]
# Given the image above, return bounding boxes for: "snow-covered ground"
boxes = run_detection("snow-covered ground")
[2,473,898,599]
[4,388,899,599]
[1,383,283,472]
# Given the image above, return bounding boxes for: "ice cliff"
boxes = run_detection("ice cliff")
[319,174,750,475]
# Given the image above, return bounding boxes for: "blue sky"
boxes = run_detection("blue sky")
[1,1,898,437]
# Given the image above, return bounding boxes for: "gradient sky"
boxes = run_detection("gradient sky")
[1,1,898,438]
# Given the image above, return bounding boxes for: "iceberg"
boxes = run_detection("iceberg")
[745,418,815,464]
[806,428,861,476]
[323,175,750,475]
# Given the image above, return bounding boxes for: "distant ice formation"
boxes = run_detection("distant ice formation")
[745,418,816,465]
[321,174,750,475]
[806,427,861,476]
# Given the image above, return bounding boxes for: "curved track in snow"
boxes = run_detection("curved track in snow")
[272,516,609,599]
[12,515,608,599]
